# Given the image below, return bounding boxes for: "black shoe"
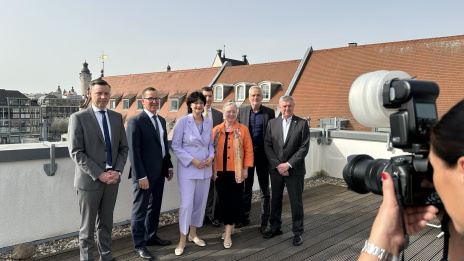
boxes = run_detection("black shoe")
[206,216,220,227]
[107,258,118,261]
[263,229,283,239]
[293,235,303,246]
[135,248,154,259]
[146,237,172,246]
[260,221,268,234]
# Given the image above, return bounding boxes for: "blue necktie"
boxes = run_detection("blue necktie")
[153,115,161,142]
[99,110,112,167]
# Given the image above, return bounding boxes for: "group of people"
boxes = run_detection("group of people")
[68,80,310,261]
[68,77,464,261]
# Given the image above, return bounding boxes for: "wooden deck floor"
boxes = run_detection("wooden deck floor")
[32,184,444,261]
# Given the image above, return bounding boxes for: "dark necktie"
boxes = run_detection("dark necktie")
[99,110,112,167]
[153,115,161,141]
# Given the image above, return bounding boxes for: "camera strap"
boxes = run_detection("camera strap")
[441,211,450,261]
[393,177,409,261]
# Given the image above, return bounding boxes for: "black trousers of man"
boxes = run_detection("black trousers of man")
[242,145,271,222]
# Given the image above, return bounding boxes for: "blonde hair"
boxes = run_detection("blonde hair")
[223,100,237,111]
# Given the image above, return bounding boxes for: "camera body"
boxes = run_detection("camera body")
[343,71,439,206]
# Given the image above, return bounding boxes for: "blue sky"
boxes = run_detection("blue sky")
[1,0,463,94]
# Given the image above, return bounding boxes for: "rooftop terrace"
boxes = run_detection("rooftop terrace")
[28,184,444,261]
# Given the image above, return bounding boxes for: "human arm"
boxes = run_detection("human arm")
[358,172,438,260]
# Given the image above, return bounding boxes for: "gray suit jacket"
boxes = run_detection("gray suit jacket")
[210,107,223,128]
[68,107,129,190]
[264,115,310,176]
[237,105,275,142]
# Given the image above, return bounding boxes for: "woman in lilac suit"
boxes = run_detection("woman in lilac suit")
[171,92,215,256]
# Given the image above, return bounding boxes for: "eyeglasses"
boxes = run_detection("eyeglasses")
[144,97,160,102]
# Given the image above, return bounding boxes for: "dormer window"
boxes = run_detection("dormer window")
[233,82,256,104]
[137,96,143,110]
[213,84,233,102]
[110,99,116,109]
[170,99,179,111]
[258,81,282,102]
[109,94,122,109]
[261,83,271,101]
[215,86,223,101]
[122,94,136,111]
[169,92,187,112]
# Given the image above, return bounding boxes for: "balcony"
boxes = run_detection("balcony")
[0,130,445,260]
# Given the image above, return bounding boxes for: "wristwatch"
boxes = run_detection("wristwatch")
[361,240,398,261]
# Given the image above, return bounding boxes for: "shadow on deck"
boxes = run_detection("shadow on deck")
[32,184,444,260]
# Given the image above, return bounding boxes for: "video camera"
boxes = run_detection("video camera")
[342,70,440,206]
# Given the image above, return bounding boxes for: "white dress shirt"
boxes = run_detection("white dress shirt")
[92,104,112,168]
[282,115,293,144]
[143,109,166,158]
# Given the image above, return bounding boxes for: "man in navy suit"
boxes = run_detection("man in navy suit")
[126,87,174,260]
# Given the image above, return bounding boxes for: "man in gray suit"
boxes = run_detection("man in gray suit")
[237,86,275,233]
[68,79,129,261]
[263,95,309,246]
[201,86,223,227]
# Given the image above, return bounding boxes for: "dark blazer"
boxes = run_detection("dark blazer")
[126,110,173,182]
[264,115,310,176]
[68,107,128,190]
[237,104,275,141]
[210,107,223,128]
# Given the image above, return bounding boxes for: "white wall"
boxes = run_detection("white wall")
[0,134,407,248]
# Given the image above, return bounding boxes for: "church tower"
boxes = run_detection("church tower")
[79,61,92,95]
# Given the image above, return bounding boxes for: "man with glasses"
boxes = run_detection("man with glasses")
[126,87,174,260]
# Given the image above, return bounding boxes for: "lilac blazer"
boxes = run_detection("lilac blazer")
[171,114,214,180]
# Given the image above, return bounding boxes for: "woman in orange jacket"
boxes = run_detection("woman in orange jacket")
[213,100,253,249]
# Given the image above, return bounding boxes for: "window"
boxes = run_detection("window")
[137,99,143,110]
[110,99,116,109]
[20,99,30,106]
[261,84,271,101]
[123,99,129,110]
[236,85,245,101]
[9,99,19,106]
[170,99,179,112]
[214,86,223,101]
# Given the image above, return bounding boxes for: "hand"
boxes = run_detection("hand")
[139,178,149,190]
[277,163,290,174]
[235,176,244,183]
[191,158,205,169]
[107,170,120,184]
[167,169,174,181]
[364,172,438,258]
[204,157,214,167]
[242,168,248,179]
[212,170,217,181]
[281,170,289,176]
[98,172,112,183]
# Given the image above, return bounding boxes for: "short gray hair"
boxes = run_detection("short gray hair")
[223,100,237,111]
[279,95,294,104]
[248,86,262,95]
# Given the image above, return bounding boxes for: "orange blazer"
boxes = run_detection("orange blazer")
[213,121,254,172]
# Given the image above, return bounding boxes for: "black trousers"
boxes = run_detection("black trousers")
[269,173,304,236]
[204,178,217,219]
[242,145,271,222]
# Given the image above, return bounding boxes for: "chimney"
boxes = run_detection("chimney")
[167,64,171,72]
[348,43,357,47]
[242,55,247,62]
[216,49,222,57]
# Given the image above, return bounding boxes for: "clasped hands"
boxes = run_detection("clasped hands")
[277,163,290,176]
[98,170,119,184]
[235,168,248,184]
[191,157,214,169]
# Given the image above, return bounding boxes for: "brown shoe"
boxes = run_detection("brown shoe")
[260,221,268,234]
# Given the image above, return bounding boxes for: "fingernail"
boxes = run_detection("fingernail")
[381,172,388,181]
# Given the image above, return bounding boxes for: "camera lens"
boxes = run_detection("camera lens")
[343,154,390,195]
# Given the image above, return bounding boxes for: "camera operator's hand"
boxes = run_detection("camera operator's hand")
[359,172,438,260]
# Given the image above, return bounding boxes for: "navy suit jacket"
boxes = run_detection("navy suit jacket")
[126,110,173,182]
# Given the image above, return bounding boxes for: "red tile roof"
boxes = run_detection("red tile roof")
[292,35,464,131]
[103,67,220,122]
[213,60,301,111]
